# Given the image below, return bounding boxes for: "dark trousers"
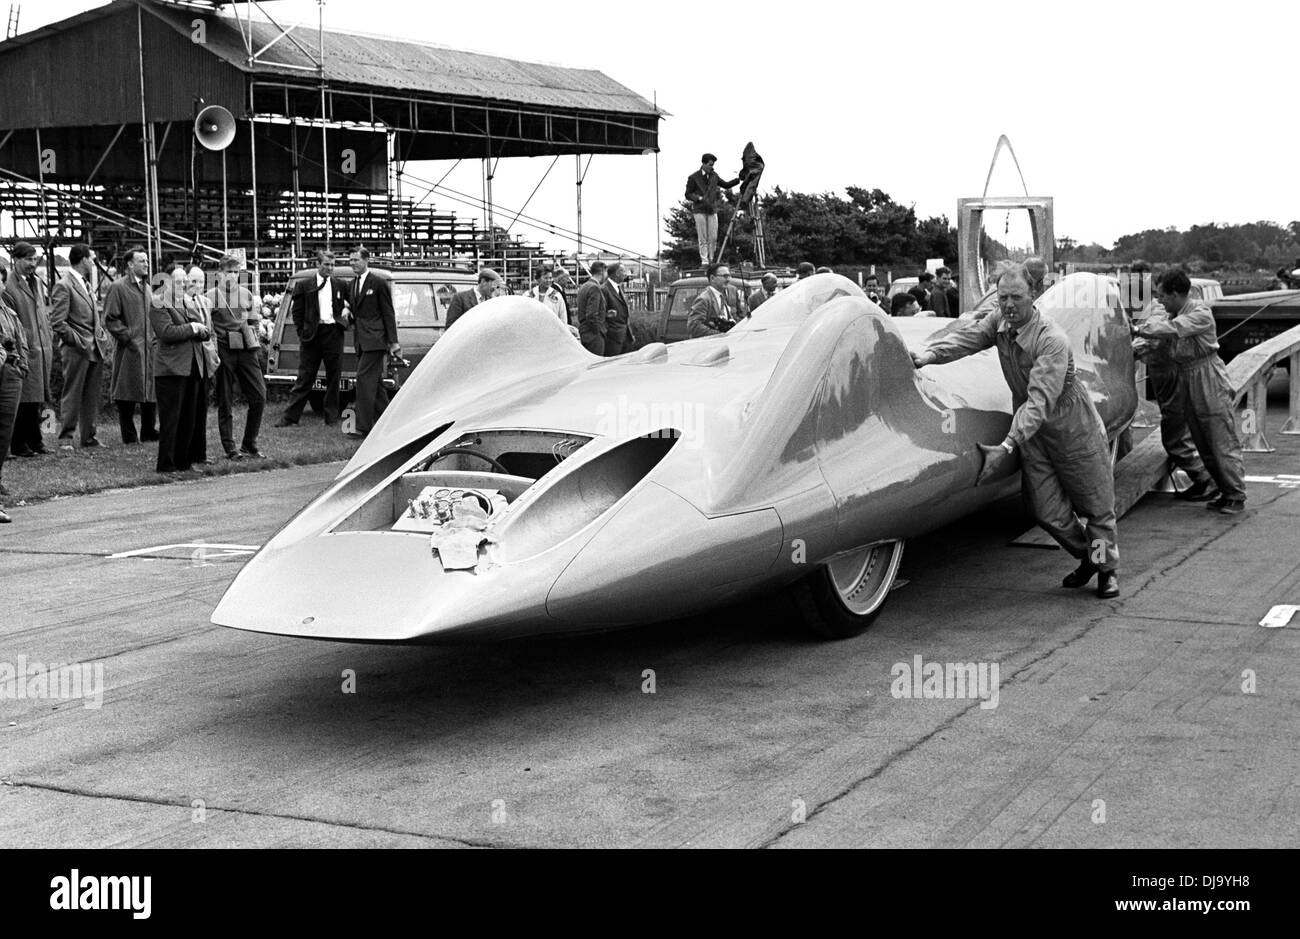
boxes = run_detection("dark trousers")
[579,323,605,356]
[116,400,158,444]
[0,367,20,483]
[10,401,45,453]
[155,366,207,472]
[603,322,630,357]
[283,327,343,422]
[1149,363,1211,484]
[353,349,390,434]
[1178,359,1246,501]
[58,346,103,445]
[216,343,266,454]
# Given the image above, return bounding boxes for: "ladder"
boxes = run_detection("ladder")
[6,4,19,40]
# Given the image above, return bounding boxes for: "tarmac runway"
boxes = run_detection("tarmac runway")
[2,417,1298,848]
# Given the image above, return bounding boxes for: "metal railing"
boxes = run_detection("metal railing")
[1225,322,1300,451]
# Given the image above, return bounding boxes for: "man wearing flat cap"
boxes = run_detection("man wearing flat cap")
[684,153,740,267]
[2,241,55,456]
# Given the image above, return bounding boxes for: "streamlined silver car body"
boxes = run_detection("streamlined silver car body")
[211,273,1135,642]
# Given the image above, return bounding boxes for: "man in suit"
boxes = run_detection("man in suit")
[601,262,631,356]
[207,254,267,458]
[50,243,113,449]
[150,272,213,473]
[277,250,348,428]
[687,264,739,338]
[576,261,610,355]
[3,241,54,456]
[102,246,157,444]
[0,290,29,508]
[347,247,399,438]
[684,153,740,266]
[445,268,502,330]
[748,273,780,312]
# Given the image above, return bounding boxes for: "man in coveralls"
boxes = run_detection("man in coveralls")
[1133,269,1245,515]
[910,265,1120,598]
[1131,273,1217,501]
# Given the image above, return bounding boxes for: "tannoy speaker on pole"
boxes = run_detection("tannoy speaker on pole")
[194,105,236,151]
[194,105,236,251]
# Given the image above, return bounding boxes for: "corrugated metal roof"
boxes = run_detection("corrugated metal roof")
[144,1,660,116]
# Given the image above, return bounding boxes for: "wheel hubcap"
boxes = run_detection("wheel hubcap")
[827,540,903,616]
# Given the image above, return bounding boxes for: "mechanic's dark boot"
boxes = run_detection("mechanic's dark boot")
[1062,560,1098,589]
[1175,477,1217,501]
[1096,571,1119,598]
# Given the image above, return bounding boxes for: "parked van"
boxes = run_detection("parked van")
[266,264,477,409]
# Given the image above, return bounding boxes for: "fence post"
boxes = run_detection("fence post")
[1282,350,1300,435]
[1240,373,1275,453]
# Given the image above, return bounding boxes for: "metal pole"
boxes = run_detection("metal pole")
[653,91,660,270]
[34,126,47,247]
[221,149,228,252]
[484,153,495,259]
[148,123,162,266]
[575,153,582,257]
[136,5,154,267]
[319,0,329,250]
[291,119,302,258]
[249,83,260,292]
[394,131,403,255]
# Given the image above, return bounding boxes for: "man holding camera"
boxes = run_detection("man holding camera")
[207,255,266,459]
[687,264,740,338]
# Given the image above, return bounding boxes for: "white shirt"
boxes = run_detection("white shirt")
[708,285,730,319]
[68,268,91,299]
[316,275,335,324]
[528,285,566,321]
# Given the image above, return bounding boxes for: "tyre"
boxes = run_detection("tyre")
[787,540,905,639]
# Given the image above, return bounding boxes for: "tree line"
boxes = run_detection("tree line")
[663,187,958,271]
[665,186,1299,276]
[1061,221,1300,270]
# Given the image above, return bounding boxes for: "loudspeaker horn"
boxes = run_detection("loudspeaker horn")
[194,104,236,152]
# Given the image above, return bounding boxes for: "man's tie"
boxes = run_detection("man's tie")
[1008,328,1018,344]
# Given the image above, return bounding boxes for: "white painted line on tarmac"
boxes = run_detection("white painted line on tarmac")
[108,543,260,559]
[1246,476,1300,488]
[1259,605,1299,628]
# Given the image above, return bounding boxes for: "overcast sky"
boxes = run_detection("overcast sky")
[18,0,1300,261]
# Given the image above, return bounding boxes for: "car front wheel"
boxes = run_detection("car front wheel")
[787,540,905,639]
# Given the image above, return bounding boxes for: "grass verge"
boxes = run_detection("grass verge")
[2,409,357,506]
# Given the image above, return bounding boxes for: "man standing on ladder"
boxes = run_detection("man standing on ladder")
[684,154,739,267]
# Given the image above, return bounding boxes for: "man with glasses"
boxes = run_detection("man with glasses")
[688,264,740,338]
